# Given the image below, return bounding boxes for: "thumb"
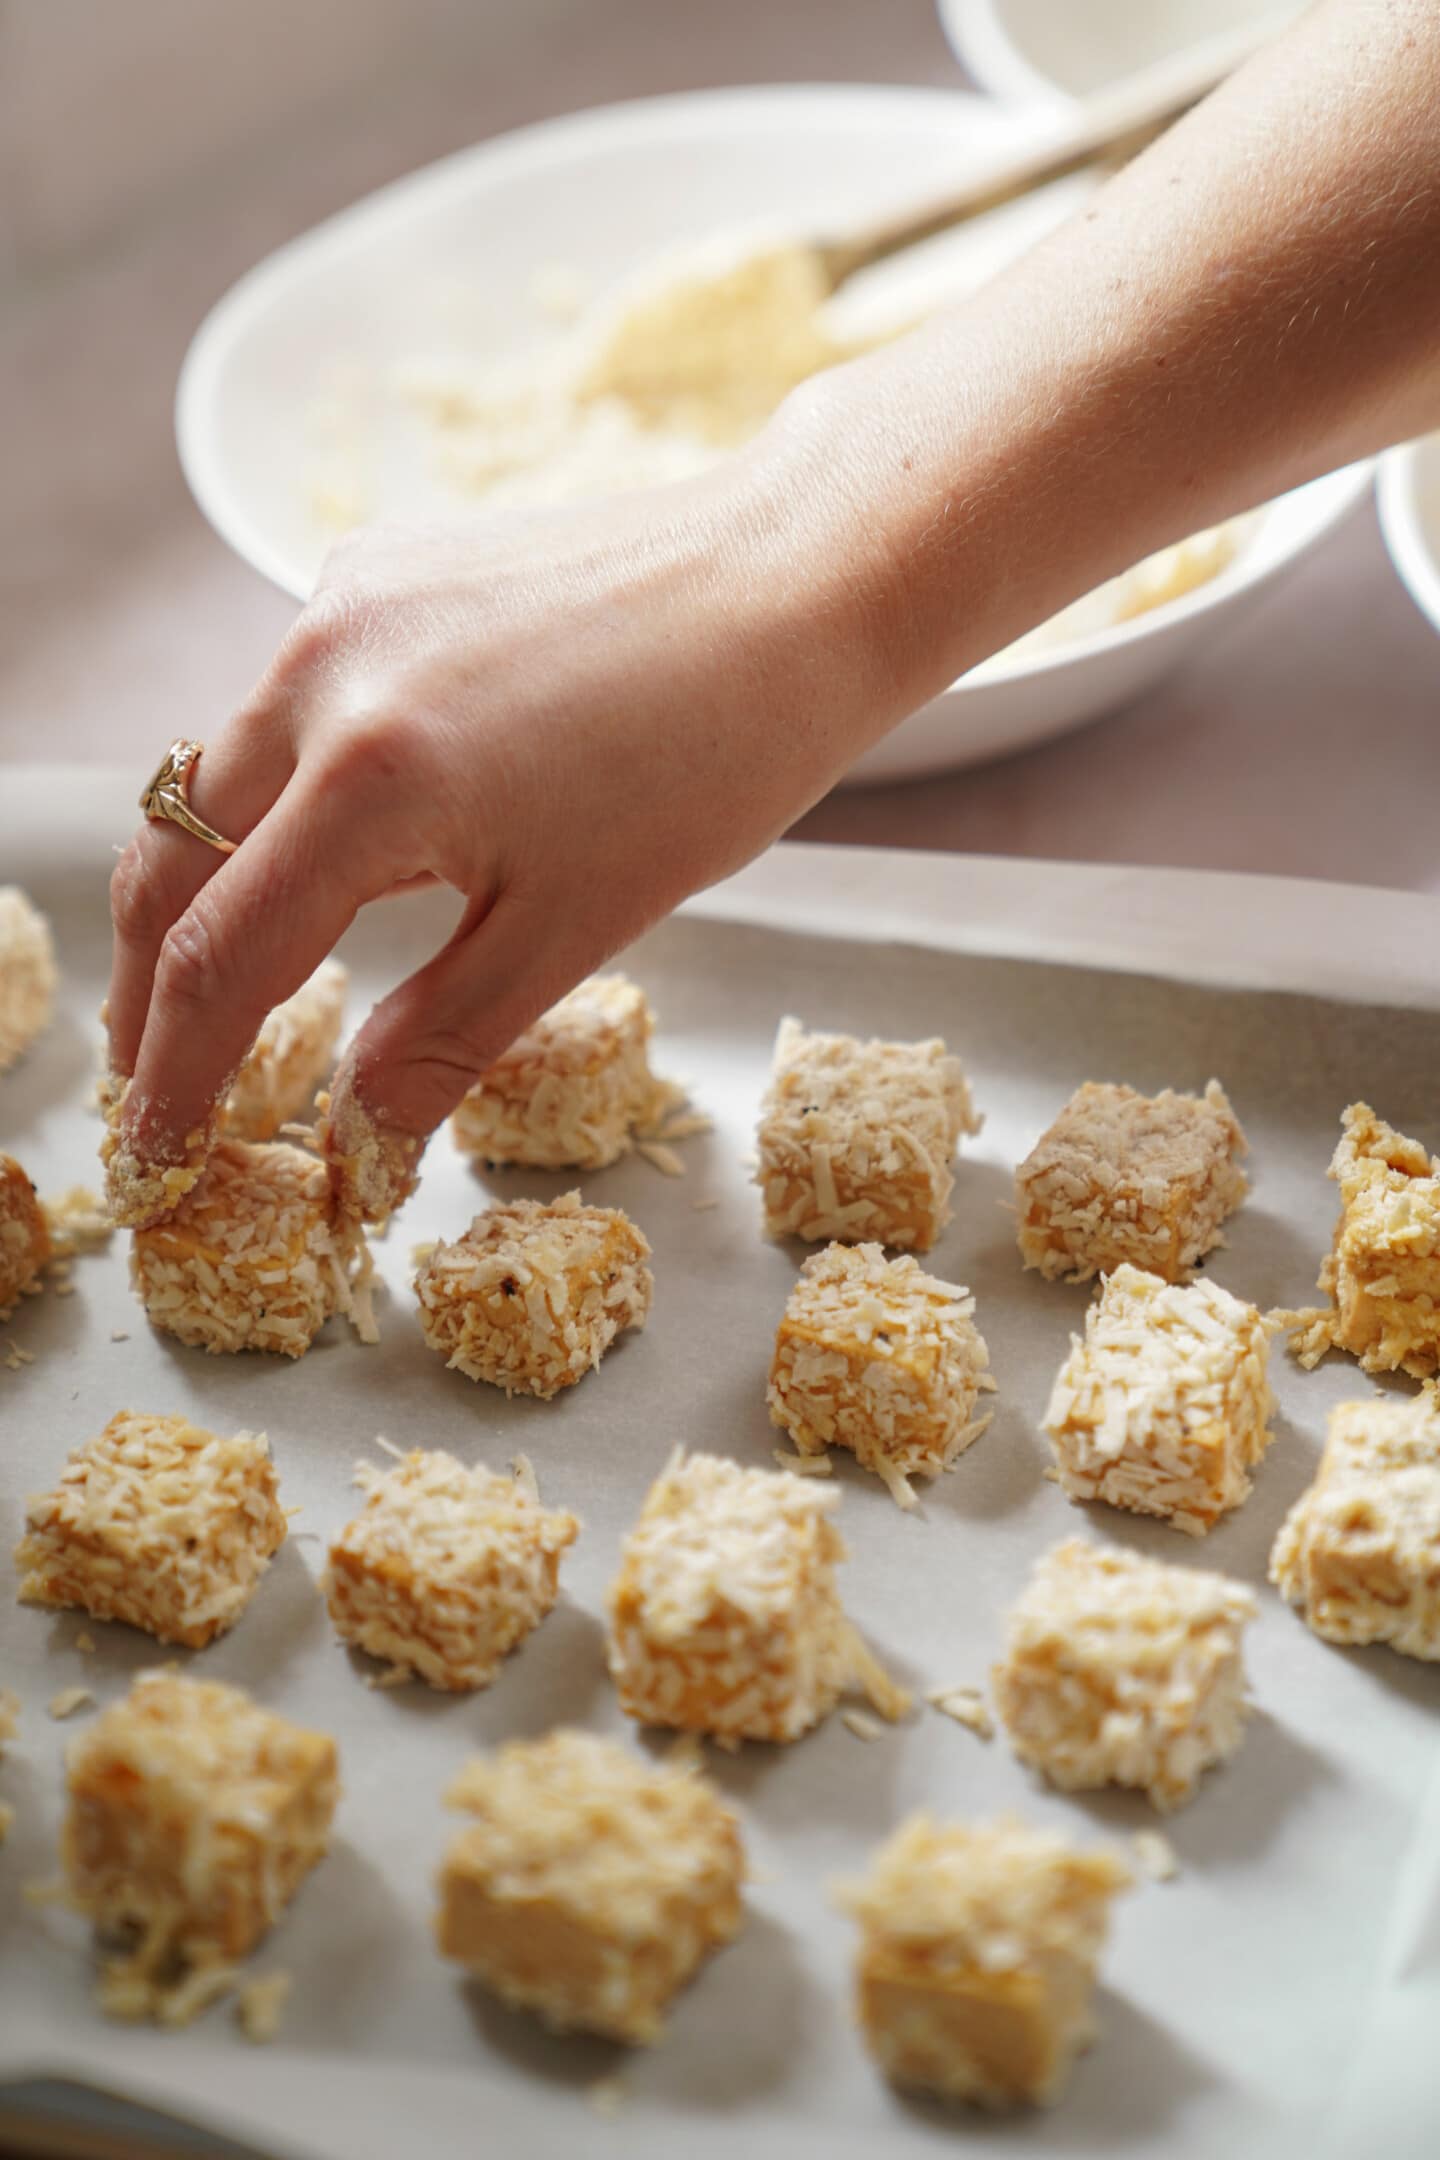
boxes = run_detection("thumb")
[324,894,581,1221]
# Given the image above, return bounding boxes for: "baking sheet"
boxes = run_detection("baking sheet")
[2,777,1438,2160]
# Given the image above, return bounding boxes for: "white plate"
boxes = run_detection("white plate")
[1376,436,1440,642]
[177,83,1370,785]
[937,0,1305,104]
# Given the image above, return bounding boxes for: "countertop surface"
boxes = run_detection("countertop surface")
[1,0,1435,894]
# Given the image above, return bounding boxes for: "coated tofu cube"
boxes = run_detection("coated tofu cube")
[129,1139,372,1358]
[0,1149,50,1311]
[1270,1391,1440,1660]
[756,1017,980,1253]
[63,1672,337,2015]
[1015,1080,1248,1284]
[321,1448,579,1690]
[1043,1265,1275,1535]
[606,1449,904,1745]
[0,885,57,1072]
[839,1814,1131,2107]
[767,1241,994,1507]
[414,1192,651,1399]
[436,1729,745,2043]
[451,975,674,1171]
[1293,1104,1440,1379]
[16,1411,286,1648]
[224,959,347,1141]
[992,1539,1256,1811]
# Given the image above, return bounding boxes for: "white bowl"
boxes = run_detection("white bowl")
[177,82,1370,784]
[1376,436,1440,641]
[937,0,1305,104]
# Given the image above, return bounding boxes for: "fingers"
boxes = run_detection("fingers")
[107,722,293,1078]
[121,777,383,1167]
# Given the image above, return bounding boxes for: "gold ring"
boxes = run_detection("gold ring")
[139,739,238,856]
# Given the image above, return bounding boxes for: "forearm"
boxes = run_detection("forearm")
[759,0,1440,729]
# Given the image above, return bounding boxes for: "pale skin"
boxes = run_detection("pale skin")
[108,0,1440,1206]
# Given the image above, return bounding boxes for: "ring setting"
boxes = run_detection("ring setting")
[139,739,238,856]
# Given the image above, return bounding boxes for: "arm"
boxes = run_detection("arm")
[107,0,1440,1216]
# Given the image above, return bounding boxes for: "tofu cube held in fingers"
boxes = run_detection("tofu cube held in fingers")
[1043,1264,1275,1536]
[322,1448,579,1690]
[768,1241,994,1507]
[839,1813,1131,2108]
[62,1671,337,2018]
[0,1150,50,1310]
[16,1411,286,1648]
[992,1538,1256,1811]
[414,1193,651,1399]
[1270,1391,1440,1660]
[223,959,348,1141]
[756,1018,980,1252]
[1016,1080,1248,1284]
[436,1729,745,2043]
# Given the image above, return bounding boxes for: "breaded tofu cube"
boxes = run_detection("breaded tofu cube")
[1015,1080,1248,1284]
[436,1729,745,2042]
[224,959,347,1142]
[992,1539,1256,1811]
[63,1671,337,2018]
[451,975,674,1171]
[0,1150,51,1311]
[129,1138,373,1358]
[414,1192,651,1399]
[756,1017,980,1253]
[1043,1265,1275,1536]
[606,1449,906,1746]
[838,1814,1131,2108]
[321,1449,579,1690]
[0,885,57,1072]
[1270,1391,1440,1661]
[16,1411,286,1648]
[767,1241,995,1507]
[1290,1104,1440,1379]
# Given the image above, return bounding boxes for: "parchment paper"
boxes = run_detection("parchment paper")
[1,774,1437,2160]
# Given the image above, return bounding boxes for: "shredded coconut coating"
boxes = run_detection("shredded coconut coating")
[415,1192,651,1399]
[224,960,347,1142]
[1044,1265,1276,1536]
[42,1186,114,1258]
[437,1728,745,2043]
[606,1449,904,1745]
[451,974,678,1172]
[992,1538,1257,1811]
[322,1448,579,1690]
[756,1017,980,1253]
[1291,1104,1440,1379]
[315,1061,425,1228]
[16,1411,286,1648]
[0,1151,52,1313]
[0,885,57,1072]
[100,1069,221,1231]
[129,1138,374,1358]
[837,1813,1131,2108]
[1016,1080,1248,1284]
[1270,1390,1440,1660]
[63,1670,338,2019]
[768,1242,995,1507]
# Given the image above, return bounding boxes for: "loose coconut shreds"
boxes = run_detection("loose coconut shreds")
[1292,1104,1440,1379]
[129,1138,375,1358]
[768,1242,995,1509]
[1015,1080,1248,1285]
[236,1970,293,2043]
[756,1018,980,1253]
[452,975,680,1173]
[927,1686,995,1741]
[42,1186,114,1258]
[1132,1830,1180,1883]
[321,1447,579,1690]
[49,1687,95,1719]
[0,886,57,1072]
[1043,1265,1276,1536]
[414,1192,652,1399]
[16,1411,287,1648]
[224,960,348,1142]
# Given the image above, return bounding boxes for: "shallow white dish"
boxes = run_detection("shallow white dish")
[938,0,1305,104]
[1376,436,1440,643]
[178,83,1370,785]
